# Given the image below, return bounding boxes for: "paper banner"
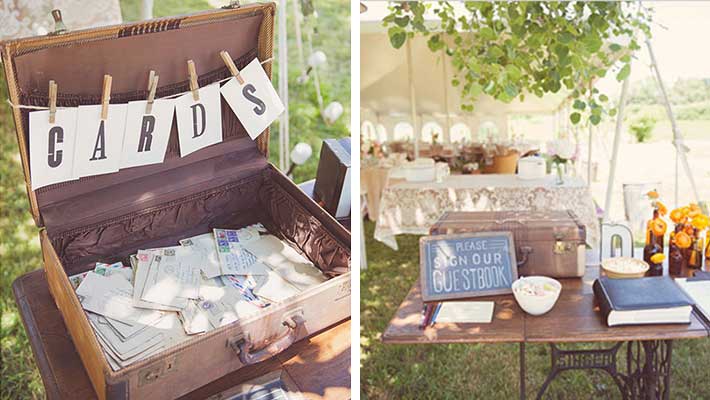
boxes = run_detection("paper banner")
[73,104,127,179]
[120,98,175,169]
[29,108,78,189]
[220,58,284,140]
[175,83,222,157]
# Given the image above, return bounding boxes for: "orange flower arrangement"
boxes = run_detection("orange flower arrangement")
[675,231,692,249]
[656,201,668,216]
[687,203,701,217]
[691,214,709,231]
[650,218,667,237]
[670,208,685,224]
[650,253,666,264]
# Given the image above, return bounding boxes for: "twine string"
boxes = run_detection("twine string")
[6,57,274,111]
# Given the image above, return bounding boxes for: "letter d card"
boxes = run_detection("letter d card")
[175,83,222,157]
[220,58,284,140]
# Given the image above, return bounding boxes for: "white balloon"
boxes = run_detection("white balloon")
[308,51,327,68]
[323,101,344,124]
[290,142,313,165]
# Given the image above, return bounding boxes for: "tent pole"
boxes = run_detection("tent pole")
[646,38,700,205]
[441,49,451,143]
[587,123,593,185]
[278,0,289,171]
[406,40,419,158]
[292,0,305,74]
[603,75,631,222]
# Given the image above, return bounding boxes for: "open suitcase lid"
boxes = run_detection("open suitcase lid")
[1,3,276,233]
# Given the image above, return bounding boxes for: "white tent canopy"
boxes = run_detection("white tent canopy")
[360,11,568,144]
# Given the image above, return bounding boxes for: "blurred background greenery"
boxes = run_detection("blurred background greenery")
[0,0,349,398]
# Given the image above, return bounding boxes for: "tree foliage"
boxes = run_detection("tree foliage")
[384,1,653,126]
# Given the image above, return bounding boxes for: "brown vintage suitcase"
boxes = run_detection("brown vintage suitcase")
[1,3,351,399]
[430,210,586,278]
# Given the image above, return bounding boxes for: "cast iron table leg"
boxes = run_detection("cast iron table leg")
[534,340,673,400]
[520,342,526,400]
[626,340,673,400]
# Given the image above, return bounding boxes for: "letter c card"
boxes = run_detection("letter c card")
[73,104,127,178]
[29,108,78,190]
[220,58,284,140]
[120,98,175,169]
[175,83,222,157]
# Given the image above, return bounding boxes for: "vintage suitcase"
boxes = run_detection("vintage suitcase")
[1,3,351,400]
[313,138,351,219]
[429,210,586,278]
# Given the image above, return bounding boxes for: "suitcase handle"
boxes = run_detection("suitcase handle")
[517,246,533,268]
[233,314,305,365]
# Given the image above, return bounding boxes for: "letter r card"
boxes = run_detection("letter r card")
[220,58,284,140]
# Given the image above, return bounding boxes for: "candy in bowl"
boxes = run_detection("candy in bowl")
[512,276,562,316]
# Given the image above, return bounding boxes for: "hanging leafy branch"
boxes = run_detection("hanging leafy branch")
[384,1,653,126]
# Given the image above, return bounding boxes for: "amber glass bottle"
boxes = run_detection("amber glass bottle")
[668,226,686,276]
[688,229,703,269]
[643,231,663,266]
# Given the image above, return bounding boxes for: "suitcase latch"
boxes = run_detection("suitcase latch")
[138,355,179,387]
[553,236,572,254]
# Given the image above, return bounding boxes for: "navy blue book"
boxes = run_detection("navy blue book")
[593,276,693,327]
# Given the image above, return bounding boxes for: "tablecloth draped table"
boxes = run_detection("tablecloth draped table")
[373,174,600,250]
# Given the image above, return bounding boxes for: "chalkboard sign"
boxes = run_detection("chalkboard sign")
[419,232,518,302]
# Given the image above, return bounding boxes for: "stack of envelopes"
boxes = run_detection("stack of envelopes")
[70,224,328,370]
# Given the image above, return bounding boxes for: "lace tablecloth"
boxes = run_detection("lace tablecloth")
[373,174,599,250]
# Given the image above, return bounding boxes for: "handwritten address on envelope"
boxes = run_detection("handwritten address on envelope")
[419,232,519,302]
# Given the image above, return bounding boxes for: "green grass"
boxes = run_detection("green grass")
[0,1,349,398]
[360,220,710,399]
[1,64,45,400]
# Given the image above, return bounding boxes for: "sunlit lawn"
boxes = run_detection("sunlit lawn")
[360,221,710,399]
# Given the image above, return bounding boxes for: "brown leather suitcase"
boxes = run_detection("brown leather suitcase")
[429,210,586,278]
[1,3,351,399]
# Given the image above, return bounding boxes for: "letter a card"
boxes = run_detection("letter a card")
[175,83,222,157]
[29,108,78,190]
[220,58,284,140]
[120,98,175,169]
[73,104,127,178]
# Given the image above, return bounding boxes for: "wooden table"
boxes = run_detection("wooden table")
[383,264,710,400]
[13,269,351,400]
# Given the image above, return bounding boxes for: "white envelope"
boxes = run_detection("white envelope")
[243,235,327,291]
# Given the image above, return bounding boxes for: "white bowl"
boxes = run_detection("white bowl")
[512,276,562,316]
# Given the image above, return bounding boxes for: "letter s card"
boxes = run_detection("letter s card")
[220,58,284,140]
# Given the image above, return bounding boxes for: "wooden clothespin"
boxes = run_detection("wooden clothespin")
[145,73,159,114]
[220,50,244,85]
[147,70,156,92]
[187,60,199,101]
[48,80,57,124]
[100,74,112,120]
